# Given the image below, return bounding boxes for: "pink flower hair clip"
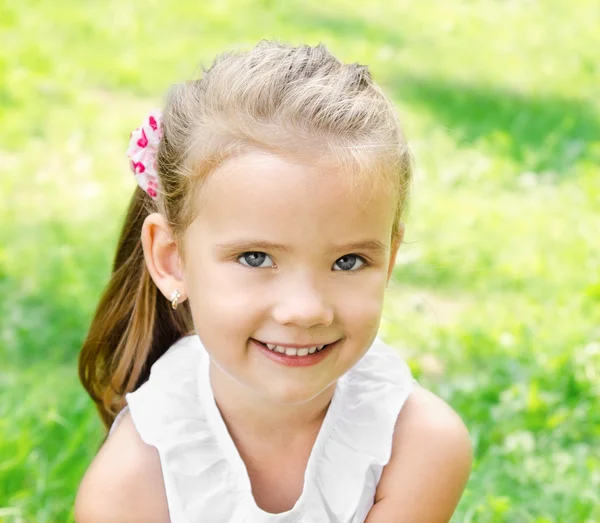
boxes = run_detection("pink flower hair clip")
[126,109,163,200]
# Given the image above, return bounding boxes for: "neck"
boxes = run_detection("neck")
[208,360,336,441]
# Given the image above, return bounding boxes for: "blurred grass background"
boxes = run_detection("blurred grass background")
[1,0,599,521]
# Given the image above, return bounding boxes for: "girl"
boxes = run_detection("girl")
[75,40,472,523]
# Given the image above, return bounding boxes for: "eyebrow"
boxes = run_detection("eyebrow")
[216,239,389,255]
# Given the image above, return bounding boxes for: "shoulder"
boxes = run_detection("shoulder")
[391,384,472,462]
[367,384,473,523]
[74,410,170,523]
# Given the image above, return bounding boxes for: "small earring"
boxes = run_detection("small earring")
[169,289,181,310]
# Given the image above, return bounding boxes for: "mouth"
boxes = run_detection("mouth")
[256,341,329,356]
[250,338,340,367]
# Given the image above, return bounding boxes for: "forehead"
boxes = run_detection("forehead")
[187,149,396,244]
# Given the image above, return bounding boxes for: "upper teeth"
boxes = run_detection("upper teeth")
[265,343,326,356]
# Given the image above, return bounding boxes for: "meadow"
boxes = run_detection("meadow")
[1,0,598,521]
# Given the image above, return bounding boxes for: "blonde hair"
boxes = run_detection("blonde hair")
[79,39,413,431]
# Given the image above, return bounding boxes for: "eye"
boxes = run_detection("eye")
[237,252,274,268]
[333,254,366,271]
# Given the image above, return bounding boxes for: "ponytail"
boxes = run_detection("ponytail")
[79,187,194,431]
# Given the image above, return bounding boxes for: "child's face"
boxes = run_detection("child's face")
[182,149,401,404]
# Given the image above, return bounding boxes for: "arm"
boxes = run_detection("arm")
[74,411,170,523]
[365,385,473,523]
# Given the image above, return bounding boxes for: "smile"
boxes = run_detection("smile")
[262,343,327,357]
[251,338,339,366]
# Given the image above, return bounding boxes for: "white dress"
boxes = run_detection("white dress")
[109,334,415,523]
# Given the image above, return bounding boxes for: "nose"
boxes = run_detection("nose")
[271,275,334,328]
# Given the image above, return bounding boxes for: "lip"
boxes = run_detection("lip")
[251,338,339,367]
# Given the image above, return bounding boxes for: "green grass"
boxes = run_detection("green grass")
[1,0,599,521]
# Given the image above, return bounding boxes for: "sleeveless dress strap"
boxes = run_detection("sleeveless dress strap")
[108,405,130,438]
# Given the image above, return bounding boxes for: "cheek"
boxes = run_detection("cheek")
[334,272,388,332]
[187,263,265,331]
[344,292,385,336]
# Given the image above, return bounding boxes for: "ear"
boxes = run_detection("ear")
[386,222,405,285]
[141,213,187,305]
